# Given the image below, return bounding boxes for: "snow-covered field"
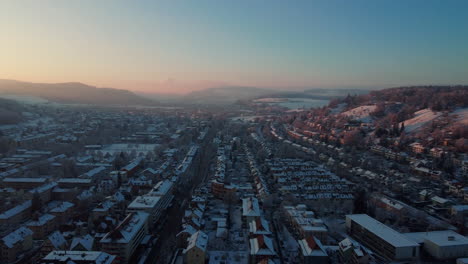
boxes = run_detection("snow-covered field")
[341,105,376,122]
[401,108,441,133]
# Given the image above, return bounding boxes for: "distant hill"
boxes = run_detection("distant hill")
[0,79,157,106]
[183,86,373,104]
[183,86,278,104]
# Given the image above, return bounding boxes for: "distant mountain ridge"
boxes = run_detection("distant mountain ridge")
[0,79,157,106]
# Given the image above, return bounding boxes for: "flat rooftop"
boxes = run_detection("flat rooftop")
[347,214,419,248]
[128,196,161,209]
[404,230,468,247]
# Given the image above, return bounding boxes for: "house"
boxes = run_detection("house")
[41,231,67,256]
[176,225,197,248]
[249,235,277,263]
[70,234,94,251]
[120,157,144,177]
[298,236,329,264]
[283,205,328,243]
[242,197,261,223]
[183,231,208,264]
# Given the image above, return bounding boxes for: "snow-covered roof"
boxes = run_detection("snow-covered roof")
[71,234,94,251]
[48,231,67,249]
[249,235,276,256]
[404,230,468,247]
[0,200,32,220]
[26,213,55,226]
[176,225,197,237]
[57,178,92,184]
[100,212,149,244]
[81,166,106,178]
[242,197,260,217]
[50,201,74,213]
[249,217,271,235]
[1,227,33,248]
[184,230,208,253]
[148,180,173,197]
[43,251,115,264]
[128,195,161,209]
[29,182,57,194]
[346,214,419,248]
[3,177,47,183]
[298,236,328,257]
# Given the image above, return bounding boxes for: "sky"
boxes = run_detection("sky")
[0,0,467,94]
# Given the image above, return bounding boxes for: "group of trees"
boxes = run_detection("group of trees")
[369,86,467,111]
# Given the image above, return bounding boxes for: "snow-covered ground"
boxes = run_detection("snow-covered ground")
[341,105,376,122]
[401,108,441,133]
[451,107,468,125]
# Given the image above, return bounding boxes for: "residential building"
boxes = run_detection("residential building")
[100,212,149,264]
[346,214,420,261]
[249,234,277,264]
[242,197,261,223]
[26,213,56,239]
[298,236,329,264]
[0,227,33,263]
[183,231,208,264]
[338,238,371,264]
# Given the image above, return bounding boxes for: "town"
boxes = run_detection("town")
[0,85,467,264]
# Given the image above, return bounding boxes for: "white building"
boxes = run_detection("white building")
[404,230,468,260]
[127,196,164,226]
[100,212,149,264]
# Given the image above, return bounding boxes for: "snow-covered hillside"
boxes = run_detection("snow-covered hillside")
[401,109,441,133]
[341,105,376,122]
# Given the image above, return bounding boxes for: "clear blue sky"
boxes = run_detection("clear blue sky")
[0,0,467,93]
